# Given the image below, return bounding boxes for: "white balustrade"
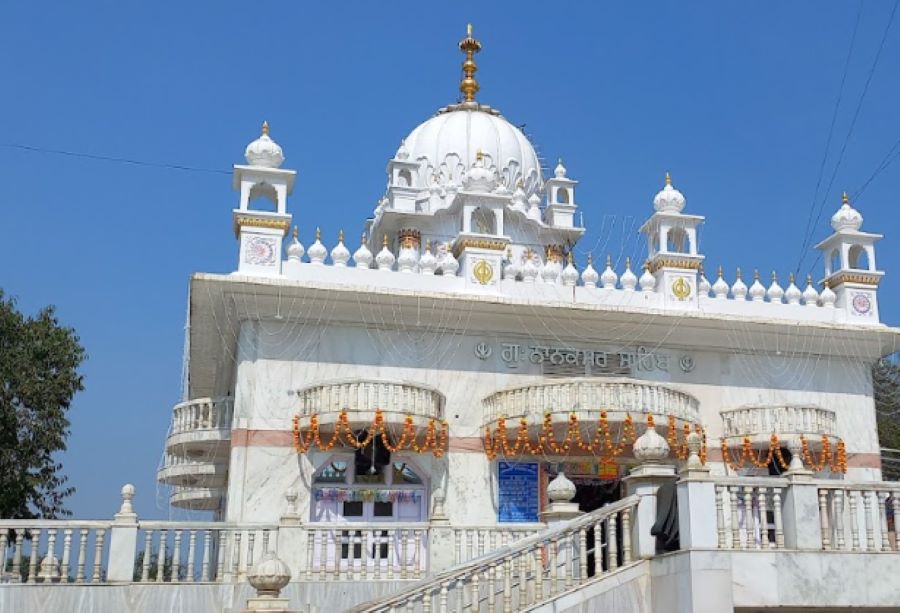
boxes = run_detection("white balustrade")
[713,478,787,550]
[169,397,234,435]
[296,379,444,421]
[483,378,701,425]
[304,524,429,581]
[816,483,900,552]
[350,497,639,613]
[0,520,110,583]
[720,405,837,439]
[451,525,544,564]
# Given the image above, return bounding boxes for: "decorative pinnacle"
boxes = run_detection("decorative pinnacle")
[842,191,849,206]
[292,225,298,239]
[426,240,432,252]
[315,227,321,240]
[789,272,795,283]
[567,251,574,264]
[626,256,632,269]
[458,23,482,103]
[261,120,270,136]
[771,270,777,282]
[665,171,672,186]
[717,265,724,277]
[476,148,483,162]
[383,234,389,247]
[606,255,612,267]
[754,269,760,281]
[338,229,344,242]
[506,247,512,258]
[806,274,813,285]
[587,252,593,266]
[361,232,367,245]
[736,267,742,279]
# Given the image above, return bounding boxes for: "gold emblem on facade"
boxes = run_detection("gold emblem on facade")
[473,260,493,285]
[672,277,691,300]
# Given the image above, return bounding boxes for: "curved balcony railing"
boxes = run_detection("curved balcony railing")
[720,405,837,442]
[158,455,228,488]
[482,377,701,425]
[170,397,233,435]
[296,379,444,423]
[169,486,226,511]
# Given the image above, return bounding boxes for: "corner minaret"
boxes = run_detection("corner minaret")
[232,122,296,277]
[544,159,579,229]
[639,173,705,307]
[815,192,884,322]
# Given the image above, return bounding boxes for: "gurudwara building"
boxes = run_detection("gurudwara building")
[2,26,900,613]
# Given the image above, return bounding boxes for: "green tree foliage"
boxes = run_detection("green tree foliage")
[874,355,900,448]
[0,291,85,519]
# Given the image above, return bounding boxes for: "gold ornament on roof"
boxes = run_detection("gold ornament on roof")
[292,225,298,239]
[261,120,270,136]
[665,172,672,186]
[458,23,482,103]
[842,191,849,205]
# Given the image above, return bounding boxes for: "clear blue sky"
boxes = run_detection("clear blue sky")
[1,2,898,520]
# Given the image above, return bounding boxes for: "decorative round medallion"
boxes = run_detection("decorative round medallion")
[245,237,275,265]
[672,277,691,300]
[852,293,871,315]
[473,259,494,284]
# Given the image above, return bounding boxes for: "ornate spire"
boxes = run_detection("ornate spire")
[842,191,849,206]
[261,120,270,136]
[665,171,672,186]
[458,24,482,103]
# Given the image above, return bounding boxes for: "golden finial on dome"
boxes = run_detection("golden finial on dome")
[626,256,632,269]
[717,265,724,277]
[606,255,612,267]
[315,227,321,240]
[665,171,672,186]
[262,120,270,136]
[383,234,389,247]
[842,191,849,205]
[476,148,484,161]
[736,267,743,279]
[292,225,298,239]
[587,252,593,266]
[567,251,574,264]
[426,240,432,253]
[338,229,344,242]
[789,272,795,284]
[458,23,482,103]
[754,269,760,281]
[806,273,813,285]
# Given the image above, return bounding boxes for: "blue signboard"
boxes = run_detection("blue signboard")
[498,461,539,523]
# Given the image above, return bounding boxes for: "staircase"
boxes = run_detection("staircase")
[350,495,641,612]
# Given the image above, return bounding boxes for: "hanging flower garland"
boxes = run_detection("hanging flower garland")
[483,411,704,463]
[720,433,846,473]
[292,410,449,458]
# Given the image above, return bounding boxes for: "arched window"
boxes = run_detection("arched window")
[557,187,570,204]
[848,245,869,270]
[667,228,688,253]
[829,249,841,274]
[397,169,412,187]
[248,182,278,212]
[471,207,496,234]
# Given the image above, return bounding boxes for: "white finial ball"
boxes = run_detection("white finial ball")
[554,158,567,178]
[244,123,285,168]
[547,471,576,503]
[633,419,670,463]
[653,177,686,213]
[831,196,863,232]
[247,552,291,597]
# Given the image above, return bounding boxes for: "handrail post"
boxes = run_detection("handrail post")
[622,463,676,559]
[108,484,139,583]
[676,445,717,550]
[781,466,822,550]
[276,490,306,581]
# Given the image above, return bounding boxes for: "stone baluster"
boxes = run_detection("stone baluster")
[91,528,106,583]
[833,490,845,550]
[863,491,875,550]
[246,530,256,572]
[140,530,153,582]
[622,507,633,563]
[26,527,41,583]
[12,530,24,581]
[75,528,88,583]
[41,528,59,582]
[878,492,891,552]
[849,491,860,550]
[518,551,528,605]
[730,487,741,548]
[414,530,423,579]
[772,488,784,549]
[399,529,408,580]
[548,537,559,596]
[743,486,755,550]
[156,530,167,582]
[715,486,727,548]
[818,490,831,550]
[200,530,212,582]
[231,531,242,575]
[386,530,394,580]
[758,488,770,549]
[185,530,196,582]
[61,529,73,580]
[502,556,513,613]
[216,529,227,581]
[892,494,900,551]
[438,580,450,613]
[533,545,544,602]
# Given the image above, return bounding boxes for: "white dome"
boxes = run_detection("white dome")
[831,193,863,232]
[244,121,284,168]
[653,173,685,213]
[401,107,544,196]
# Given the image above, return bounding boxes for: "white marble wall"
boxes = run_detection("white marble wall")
[225,320,883,523]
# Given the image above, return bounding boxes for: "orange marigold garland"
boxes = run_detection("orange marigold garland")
[291,409,449,457]
[720,432,845,473]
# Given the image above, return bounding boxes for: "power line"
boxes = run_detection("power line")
[794,1,863,273]
[852,133,900,199]
[799,0,900,277]
[0,142,230,175]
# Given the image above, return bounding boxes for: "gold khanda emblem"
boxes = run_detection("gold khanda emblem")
[672,277,691,300]
[473,259,493,285]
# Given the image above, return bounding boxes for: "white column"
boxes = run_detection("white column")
[622,463,677,559]
[107,484,139,583]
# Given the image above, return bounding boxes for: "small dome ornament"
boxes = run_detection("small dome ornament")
[785,272,802,305]
[581,253,599,288]
[731,268,748,300]
[511,180,528,213]
[620,257,638,291]
[561,252,579,287]
[330,230,351,267]
[546,471,576,503]
[419,241,438,275]
[830,192,863,232]
[247,551,291,599]
[244,121,285,168]
[767,271,784,303]
[526,193,543,222]
[353,234,373,268]
[540,248,559,284]
[600,255,618,289]
[749,269,766,302]
[522,249,540,283]
[698,264,711,297]
[439,244,459,277]
[465,149,496,193]
[307,227,327,265]
[653,172,686,213]
[712,265,729,299]
[633,416,670,463]
[820,280,836,308]
[286,226,305,261]
[375,234,396,271]
[554,158,567,179]
[639,262,656,292]
[802,274,819,307]
[503,248,520,281]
